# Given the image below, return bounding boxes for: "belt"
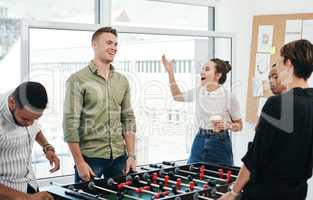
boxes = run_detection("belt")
[199,128,229,136]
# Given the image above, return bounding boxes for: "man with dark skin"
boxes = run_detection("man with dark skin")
[0,82,59,200]
[268,64,287,95]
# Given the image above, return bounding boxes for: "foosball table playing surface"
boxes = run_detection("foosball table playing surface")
[45,162,240,200]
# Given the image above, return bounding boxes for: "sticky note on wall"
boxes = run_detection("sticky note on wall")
[271,47,276,54]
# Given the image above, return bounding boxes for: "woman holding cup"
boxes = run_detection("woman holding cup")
[162,55,242,166]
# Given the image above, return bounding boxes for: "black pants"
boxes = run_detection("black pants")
[27,184,39,193]
[241,181,308,200]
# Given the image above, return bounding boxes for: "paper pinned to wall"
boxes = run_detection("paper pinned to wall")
[285,33,302,43]
[257,25,274,53]
[302,20,313,43]
[252,78,264,97]
[255,53,271,81]
[285,20,302,33]
[285,20,303,44]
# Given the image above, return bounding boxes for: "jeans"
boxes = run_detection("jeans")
[187,128,233,166]
[74,154,127,183]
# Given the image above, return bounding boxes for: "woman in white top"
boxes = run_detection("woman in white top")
[162,55,243,165]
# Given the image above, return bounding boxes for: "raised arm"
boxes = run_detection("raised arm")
[162,54,184,102]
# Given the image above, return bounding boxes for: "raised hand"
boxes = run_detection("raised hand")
[162,54,174,74]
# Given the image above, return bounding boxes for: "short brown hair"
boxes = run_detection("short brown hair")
[280,39,313,80]
[92,27,117,41]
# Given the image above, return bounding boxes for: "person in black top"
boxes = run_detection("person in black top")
[219,39,313,200]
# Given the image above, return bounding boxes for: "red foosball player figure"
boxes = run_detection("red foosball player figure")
[218,168,224,179]
[176,178,182,190]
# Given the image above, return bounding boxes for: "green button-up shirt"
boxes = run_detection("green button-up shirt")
[63,61,136,159]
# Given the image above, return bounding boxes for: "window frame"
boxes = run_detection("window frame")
[17,0,236,182]
[21,21,235,82]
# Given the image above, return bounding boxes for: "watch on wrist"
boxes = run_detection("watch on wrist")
[128,155,136,160]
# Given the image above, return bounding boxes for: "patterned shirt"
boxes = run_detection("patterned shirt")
[0,92,40,192]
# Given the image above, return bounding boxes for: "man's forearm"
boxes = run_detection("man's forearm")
[35,131,49,146]
[67,143,85,165]
[123,131,135,157]
[232,164,251,193]
[0,183,28,200]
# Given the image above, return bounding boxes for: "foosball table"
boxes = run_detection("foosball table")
[45,162,240,200]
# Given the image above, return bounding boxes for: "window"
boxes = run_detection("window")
[112,0,214,30]
[18,0,225,179]
[29,28,233,172]
[0,0,97,93]
[114,33,232,164]
[29,28,94,178]
[0,9,21,92]
[0,0,96,24]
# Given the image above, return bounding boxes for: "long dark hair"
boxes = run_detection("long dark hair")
[211,58,232,84]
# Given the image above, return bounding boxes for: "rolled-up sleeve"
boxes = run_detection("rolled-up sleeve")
[230,92,241,120]
[242,96,279,182]
[120,81,136,134]
[63,76,83,142]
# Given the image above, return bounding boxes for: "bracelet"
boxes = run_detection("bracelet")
[42,144,55,154]
[42,143,51,147]
[127,155,136,160]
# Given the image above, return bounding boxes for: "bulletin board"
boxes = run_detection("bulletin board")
[246,13,313,124]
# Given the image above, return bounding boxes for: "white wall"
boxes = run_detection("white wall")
[215,0,254,166]
[216,0,313,199]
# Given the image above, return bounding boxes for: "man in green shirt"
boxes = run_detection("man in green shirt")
[63,27,136,182]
